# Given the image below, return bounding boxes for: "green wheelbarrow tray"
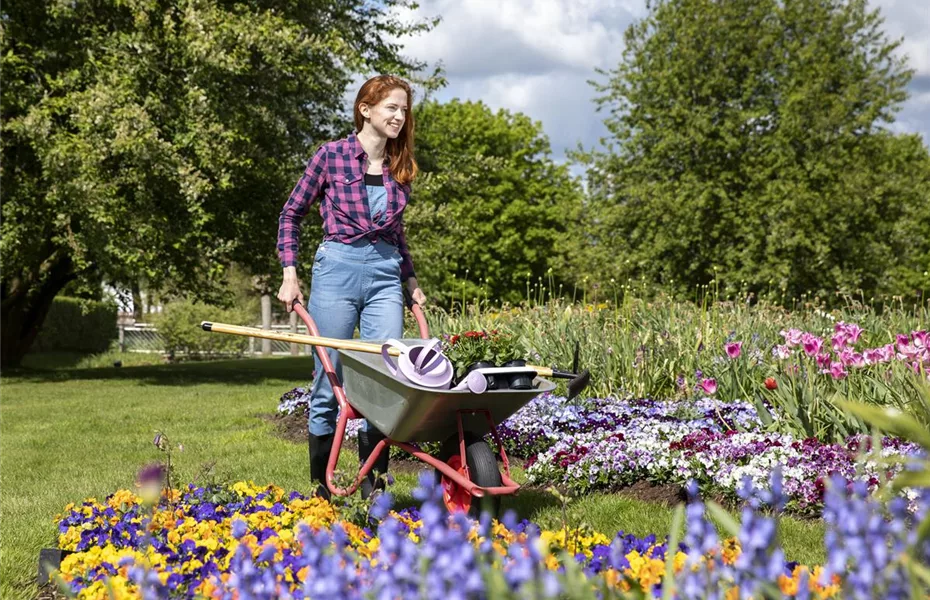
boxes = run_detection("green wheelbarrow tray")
[338,342,556,442]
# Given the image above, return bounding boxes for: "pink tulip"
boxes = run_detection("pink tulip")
[880,344,896,362]
[802,334,823,356]
[831,332,849,352]
[863,348,882,364]
[725,341,743,359]
[780,329,803,347]
[828,362,848,380]
[910,331,929,362]
[913,330,927,349]
[840,349,865,368]
[772,345,792,360]
[843,323,864,344]
[898,343,918,361]
[815,352,832,369]
[700,378,717,395]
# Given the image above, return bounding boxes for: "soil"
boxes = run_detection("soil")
[36,584,67,600]
[260,411,756,511]
[261,412,311,445]
[613,480,688,506]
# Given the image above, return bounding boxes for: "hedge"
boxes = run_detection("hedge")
[32,296,118,353]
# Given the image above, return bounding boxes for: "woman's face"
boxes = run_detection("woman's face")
[361,88,408,139]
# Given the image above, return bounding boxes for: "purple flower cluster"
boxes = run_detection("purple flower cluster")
[498,393,760,459]
[116,470,930,599]
[513,395,922,513]
[118,473,565,599]
[820,473,930,599]
[277,386,362,439]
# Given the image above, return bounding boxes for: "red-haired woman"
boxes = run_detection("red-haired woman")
[276,75,426,500]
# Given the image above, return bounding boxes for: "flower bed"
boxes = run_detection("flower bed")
[500,394,922,514]
[51,469,930,599]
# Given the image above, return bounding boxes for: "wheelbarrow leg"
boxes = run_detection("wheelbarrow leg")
[309,433,334,500]
[358,428,390,499]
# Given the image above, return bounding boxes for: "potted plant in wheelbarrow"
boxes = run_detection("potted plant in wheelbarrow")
[443,330,532,390]
[489,332,533,390]
[443,330,497,388]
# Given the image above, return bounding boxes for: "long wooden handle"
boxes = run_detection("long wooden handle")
[201,321,401,355]
[199,320,556,375]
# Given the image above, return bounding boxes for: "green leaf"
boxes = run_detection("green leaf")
[662,503,685,600]
[706,501,742,539]
[890,470,930,491]
[837,401,930,449]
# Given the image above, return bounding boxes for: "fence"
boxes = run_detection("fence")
[118,323,314,357]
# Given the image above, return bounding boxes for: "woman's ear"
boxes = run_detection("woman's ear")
[359,103,370,119]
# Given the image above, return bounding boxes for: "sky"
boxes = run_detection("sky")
[392,0,930,163]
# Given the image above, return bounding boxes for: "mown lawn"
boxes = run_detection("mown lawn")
[1,354,826,599]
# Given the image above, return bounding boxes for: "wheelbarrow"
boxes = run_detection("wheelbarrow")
[201,297,589,517]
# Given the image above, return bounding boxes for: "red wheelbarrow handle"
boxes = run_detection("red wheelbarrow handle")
[291,299,430,497]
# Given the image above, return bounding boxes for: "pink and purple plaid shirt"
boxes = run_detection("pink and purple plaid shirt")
[277,133,416,280]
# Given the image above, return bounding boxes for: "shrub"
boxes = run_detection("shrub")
[31,296,117,353]
[154,299,251,357]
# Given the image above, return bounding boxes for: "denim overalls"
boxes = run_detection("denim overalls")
[307,178,402,436]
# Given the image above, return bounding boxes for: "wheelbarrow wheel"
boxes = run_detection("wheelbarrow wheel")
[435,433,502,519]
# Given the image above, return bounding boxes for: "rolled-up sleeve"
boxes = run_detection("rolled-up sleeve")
[277,146,328,267]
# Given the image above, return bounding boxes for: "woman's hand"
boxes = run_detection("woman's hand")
[278,267,304,312]
[406,277,427,306]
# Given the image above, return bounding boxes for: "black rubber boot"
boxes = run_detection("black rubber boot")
[308,433,334,501]
[357,428,390,500]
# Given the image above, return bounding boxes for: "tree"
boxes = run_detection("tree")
[1,0,435,366]
[405,100,583,307]
[579,0,930,302]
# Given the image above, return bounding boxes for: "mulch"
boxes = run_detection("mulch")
[36,585,62,600]
[261,412,312,445]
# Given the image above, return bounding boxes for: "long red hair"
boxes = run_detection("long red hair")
[353,75,418,186]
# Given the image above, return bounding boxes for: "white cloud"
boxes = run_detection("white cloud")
[400,0,637,76]
[396,0,930,157]
[871,0,930,75]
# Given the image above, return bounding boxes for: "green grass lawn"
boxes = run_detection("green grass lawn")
[1,353,826,599]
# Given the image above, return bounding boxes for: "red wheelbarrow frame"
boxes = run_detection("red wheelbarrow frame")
[291,302,520,512]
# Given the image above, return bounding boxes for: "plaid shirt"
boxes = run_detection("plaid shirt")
[277,133,416,281]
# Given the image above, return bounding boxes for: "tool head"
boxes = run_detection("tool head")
[567,369,591,401]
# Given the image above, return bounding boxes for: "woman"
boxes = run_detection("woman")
[276,75,426,500]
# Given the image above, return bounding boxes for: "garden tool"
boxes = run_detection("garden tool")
[200,318,590,398]
[380,338,453,389]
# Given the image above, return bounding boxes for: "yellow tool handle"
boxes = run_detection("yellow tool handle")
[200,320,553,374]
[201,321,401,355]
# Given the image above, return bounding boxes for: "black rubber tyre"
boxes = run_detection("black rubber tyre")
[435,433,502,519]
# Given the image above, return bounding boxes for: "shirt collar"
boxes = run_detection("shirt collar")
[346,132,366,159]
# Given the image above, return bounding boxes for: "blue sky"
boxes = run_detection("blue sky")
[394,0,930,162]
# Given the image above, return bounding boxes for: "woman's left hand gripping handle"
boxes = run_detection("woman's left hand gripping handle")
[277,269,304,313]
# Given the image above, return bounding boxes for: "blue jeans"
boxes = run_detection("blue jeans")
[308,239,404,436]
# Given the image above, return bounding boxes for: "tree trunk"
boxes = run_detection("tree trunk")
[131,281,144,322]
[1,255,75,368]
